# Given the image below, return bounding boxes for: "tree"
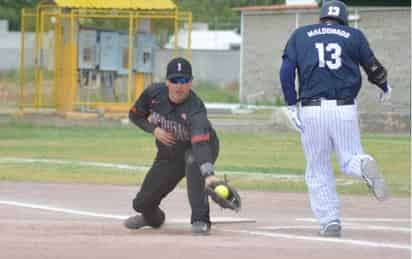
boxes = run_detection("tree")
[0,0,39,31]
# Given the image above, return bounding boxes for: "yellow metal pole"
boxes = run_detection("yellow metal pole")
[127,12,134,104]
[187,12,192,61]
[53,11,61,108]
[70,10,76,112]
[34,4,41,109]
[174,9,179,56]
[19,9,26,112]
[38,11,45,108]
[134,13,146,101]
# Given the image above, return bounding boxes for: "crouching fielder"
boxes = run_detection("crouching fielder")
[124,57,240,236]
[279,0,390,238]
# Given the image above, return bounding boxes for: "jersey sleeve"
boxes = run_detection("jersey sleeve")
[129,87,156,134]
[189,107,215,176]
[282,31,298,65]
[357,30,376,67]
[280,31,298,105]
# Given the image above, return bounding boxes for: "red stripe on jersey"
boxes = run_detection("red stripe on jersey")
[191,133,210,144]
[130,107,146,116]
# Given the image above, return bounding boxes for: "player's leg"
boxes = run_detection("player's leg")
[185,150,210,225]
[300,104,340,236]
[332,104,388,200]
[126,151,186,229]
[185,136,219,235]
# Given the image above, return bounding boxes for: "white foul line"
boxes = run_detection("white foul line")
[0,200,128,220]
[0,157,150,172]
[0,200,254,224]
[223,229,411,251]
[0,156,310,181]
[0,200,409,251]
[296,217,411,223]
[0,157,371,185]
[259,224,411,233]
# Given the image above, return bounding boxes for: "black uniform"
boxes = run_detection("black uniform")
[129,83,219,227]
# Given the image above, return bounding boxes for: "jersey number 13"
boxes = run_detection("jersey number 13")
[315,43,342,70]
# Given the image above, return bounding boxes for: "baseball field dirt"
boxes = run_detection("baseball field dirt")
[0,181,410,259]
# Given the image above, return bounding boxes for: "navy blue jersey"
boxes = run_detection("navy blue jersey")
[282,23,376,100]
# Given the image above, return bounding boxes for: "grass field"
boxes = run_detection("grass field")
[0,121,410,196]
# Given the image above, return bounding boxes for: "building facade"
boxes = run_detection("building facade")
[238,6,410,126]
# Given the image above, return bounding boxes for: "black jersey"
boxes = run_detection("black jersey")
[129,83,218,170]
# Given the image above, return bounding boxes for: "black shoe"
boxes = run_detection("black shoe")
[124,214,148,230]
[319,220,341,238]
[191,221,211,235]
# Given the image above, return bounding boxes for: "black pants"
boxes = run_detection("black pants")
[132,138,219,227]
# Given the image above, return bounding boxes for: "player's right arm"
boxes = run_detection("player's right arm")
[129,86,157,134]
[279,31,304,132]
[280,31,298,106]
[129,85,176,145]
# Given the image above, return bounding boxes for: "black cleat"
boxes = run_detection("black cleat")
[124,214,148,230]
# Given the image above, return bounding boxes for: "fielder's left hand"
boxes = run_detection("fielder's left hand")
[205,175,242,212]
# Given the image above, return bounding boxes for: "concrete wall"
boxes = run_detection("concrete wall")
[153,49,240,87]
[240,7,411,118]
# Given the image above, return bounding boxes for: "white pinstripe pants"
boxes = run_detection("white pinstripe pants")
[299,100,372,226]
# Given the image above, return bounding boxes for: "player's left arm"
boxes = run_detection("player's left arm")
[358,31,392,102]
[190,111,242,211]
[189,110,215,177]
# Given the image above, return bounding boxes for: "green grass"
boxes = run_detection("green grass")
[0,121,410,196]
[191,81,284,106]
[192,81,239,103]
[0,69,54,83]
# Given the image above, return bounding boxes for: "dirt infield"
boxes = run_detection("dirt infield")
[0,182,410,259]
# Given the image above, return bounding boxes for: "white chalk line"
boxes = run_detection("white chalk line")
[0,157,150,172]
[0,157,358,184]
[296,217,411,223]
[223,229,411,251]
[0,200,255,224]
[1,200,410,251]
[259,224,411,233]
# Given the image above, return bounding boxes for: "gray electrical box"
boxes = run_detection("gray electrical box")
[134,33,157,73]
[99,31,120,71]
[78,30,98,69]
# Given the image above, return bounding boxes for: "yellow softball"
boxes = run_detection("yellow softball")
[214,185,230,200]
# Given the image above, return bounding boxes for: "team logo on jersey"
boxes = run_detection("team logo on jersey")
[181,113,187,120]
[177,62,182,72]
[151,99,160,105]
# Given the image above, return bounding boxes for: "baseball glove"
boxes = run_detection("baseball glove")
[205,176,241,212]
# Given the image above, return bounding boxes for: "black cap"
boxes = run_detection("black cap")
[166,57,193,80]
